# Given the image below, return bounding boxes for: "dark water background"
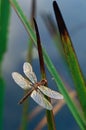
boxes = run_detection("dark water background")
[2,0,86,129]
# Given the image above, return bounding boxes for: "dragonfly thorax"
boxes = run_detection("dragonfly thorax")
[34,79,47,89]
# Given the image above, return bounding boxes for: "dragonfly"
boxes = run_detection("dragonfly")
[12,62,63,110]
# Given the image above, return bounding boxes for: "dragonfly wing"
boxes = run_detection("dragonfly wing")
[12,72,32,90]
[38,86,63,99]
[31,90,52,110]
[23,62,37,83]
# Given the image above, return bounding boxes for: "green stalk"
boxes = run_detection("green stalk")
[9,0,86,129]
[20,1,36,130]
[0,0,10,129]
[1,0,10,61]
[53,1,86,118]
[20,101,28,130]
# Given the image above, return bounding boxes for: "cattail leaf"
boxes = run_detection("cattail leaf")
[1,0,10,62]
[33,18,56,130]
[0,0,10,129]
[53,1,86,118]
[20,1,36,130]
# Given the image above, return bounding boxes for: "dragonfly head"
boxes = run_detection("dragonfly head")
[40,79,47,86]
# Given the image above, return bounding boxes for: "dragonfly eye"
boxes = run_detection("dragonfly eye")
[40,79,47,85]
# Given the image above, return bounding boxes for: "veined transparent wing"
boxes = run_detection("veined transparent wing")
[12,72,32,90]
[23,62,37,83]
[38,86,63,99]
[31,90,52,110]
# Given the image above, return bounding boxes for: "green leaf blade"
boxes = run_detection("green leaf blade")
[53,1,86,118]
